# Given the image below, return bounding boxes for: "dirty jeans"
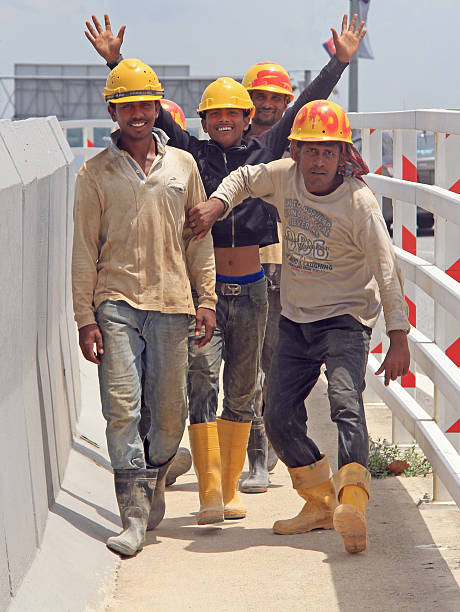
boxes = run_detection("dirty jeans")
[187,277,268,424]
[96,300,189,470]
[265,314,371,470]
[253,264,281,418]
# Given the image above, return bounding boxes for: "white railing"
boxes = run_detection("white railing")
[351,109,460,506]
[60,111,460,507]
[60,117,206,167]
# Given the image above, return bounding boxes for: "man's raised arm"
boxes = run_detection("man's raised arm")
[260,14,366,158]
[189,162,278,239]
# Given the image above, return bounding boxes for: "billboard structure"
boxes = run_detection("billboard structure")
[13,63,241,120]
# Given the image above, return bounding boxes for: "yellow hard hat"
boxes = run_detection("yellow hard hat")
[103,58,164,104]
[197,77,255,118]
[160,99,186,130]
[242,62,294,102]
[288,100,352,144]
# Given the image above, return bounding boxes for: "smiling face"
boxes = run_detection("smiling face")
[250,91,289,127]
[201,108,249,149]
[290,140,343,195]
[108,100,160,142]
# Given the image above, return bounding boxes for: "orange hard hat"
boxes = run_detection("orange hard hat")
[242,62,294,102]
[288,100,352,144]
[160,99,186,130]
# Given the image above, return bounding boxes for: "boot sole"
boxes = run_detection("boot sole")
[273,520,333,535]
[224,509,246,519]
[333,504,367,553]
[197,513,225,525]
[240,484,268,493]
[106,538,141,557]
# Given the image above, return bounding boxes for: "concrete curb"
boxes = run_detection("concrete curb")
[8,358,118,612]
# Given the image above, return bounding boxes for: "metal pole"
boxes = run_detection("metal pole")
[348,0,359,111]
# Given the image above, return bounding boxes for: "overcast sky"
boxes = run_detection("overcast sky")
[0,0,457,113]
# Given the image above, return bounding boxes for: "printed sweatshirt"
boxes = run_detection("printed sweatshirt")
[212,158,410,333]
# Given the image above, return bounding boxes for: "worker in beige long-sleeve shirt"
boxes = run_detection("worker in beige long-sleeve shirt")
[189,100,410,556]
[72,59,216,557]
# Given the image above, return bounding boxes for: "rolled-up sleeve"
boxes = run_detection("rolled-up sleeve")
[183,164,217,311]
[211,163,278,219]
[357,211,410,334]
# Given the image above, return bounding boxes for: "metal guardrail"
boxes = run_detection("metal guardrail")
[351,109,460,505]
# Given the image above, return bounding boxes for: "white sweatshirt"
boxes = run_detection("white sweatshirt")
[212,158,409,333]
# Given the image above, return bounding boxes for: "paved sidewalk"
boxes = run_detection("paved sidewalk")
[105,379,460,612]
[9,358,460,612]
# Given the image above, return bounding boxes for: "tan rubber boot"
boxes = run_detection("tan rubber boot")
[333,462,371,554]
[189,422,224,525]
[273,455,336,535]
[217,418,252,519]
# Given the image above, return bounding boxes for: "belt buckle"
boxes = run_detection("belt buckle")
[221,283,241,296]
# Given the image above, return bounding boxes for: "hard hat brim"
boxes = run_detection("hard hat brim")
[288,134,353,144]
[247,85,294,102]
[106,94,163,104]
[197,102,255,119]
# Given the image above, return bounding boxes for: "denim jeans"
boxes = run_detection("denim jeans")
[265,314,371,469]
[96,300,189,469]
[253,265,281,418]
[187,277,268,424]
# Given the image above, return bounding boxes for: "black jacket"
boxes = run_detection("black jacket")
[155,57,347,248]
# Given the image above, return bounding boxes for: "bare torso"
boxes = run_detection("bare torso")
[214,245,261,276]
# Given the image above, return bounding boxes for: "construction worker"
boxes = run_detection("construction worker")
[137,96,193,488]
[84,12,365,526]
[72,59,216,556]
[189,99,411,554]
[160,99,186,130]
[239,61,295,493]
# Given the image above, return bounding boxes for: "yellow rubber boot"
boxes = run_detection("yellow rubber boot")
[217,418,252,519]
[333,462,371,554]
[273,455,337,535]
[189,422,224,525]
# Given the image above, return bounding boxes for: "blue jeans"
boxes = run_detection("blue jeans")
[187,277,268,424]
[96,300,189,470]
[265,314,371,469]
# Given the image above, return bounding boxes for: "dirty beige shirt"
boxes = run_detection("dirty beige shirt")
[213,158,409,333]
[72,129,216,329]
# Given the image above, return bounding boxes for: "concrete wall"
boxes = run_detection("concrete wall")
[0,117,80,610]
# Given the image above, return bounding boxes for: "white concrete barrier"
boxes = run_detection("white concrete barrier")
[0,117,80,609]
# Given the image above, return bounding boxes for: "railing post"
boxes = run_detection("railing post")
[361,127,387,406]
[433,130,460,501]
[392,127,417,444]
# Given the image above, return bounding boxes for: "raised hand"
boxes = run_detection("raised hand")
[331,13,367,64]
[84,13,126,64]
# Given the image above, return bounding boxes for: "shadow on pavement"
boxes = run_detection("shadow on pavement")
[72,438,113,472]
[51,502,116,544]
[146,475,459,611]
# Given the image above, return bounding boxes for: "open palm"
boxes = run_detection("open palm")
[331,14,367,64]
[85,14,125,64]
